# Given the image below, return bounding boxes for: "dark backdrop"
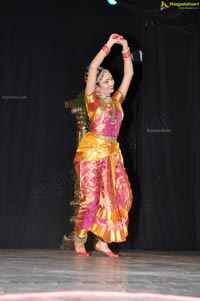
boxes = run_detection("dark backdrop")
[0,1,199,250]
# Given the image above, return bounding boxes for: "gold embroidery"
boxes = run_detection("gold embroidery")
[93,133,117,142]
[85,91,96,103]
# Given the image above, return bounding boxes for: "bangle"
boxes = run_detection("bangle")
[122,48,131,59]
[101,44,110,56]
[122,47,130,53]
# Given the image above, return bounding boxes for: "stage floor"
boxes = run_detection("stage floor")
[0,249,199,300]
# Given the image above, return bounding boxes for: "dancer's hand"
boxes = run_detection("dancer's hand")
[116,37,129,52]
[106,33,123,48]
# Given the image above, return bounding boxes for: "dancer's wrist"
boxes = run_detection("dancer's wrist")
[101,44,111,56]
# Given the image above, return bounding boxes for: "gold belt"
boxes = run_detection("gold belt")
[93,133,117,142]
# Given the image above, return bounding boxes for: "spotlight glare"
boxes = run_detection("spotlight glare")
[107,0,118,5]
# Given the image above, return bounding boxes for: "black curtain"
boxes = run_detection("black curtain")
[0,2,79,247]
[131,18,200,250]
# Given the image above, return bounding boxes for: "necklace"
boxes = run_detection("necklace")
[99,95,116,124]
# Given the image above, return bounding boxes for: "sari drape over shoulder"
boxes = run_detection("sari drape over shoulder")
[73,90,133,243]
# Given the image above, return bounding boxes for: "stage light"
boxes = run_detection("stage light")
[107,0,118,5]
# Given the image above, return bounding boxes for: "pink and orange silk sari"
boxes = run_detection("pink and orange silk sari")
[73,90,133,243]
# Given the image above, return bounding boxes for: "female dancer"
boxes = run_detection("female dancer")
[73,33,134,257]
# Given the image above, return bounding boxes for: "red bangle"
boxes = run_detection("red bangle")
[122,48,131,59]
[101,44,110,56]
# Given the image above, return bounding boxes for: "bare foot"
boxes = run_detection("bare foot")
[74,241,90,256]
[95,240,119,258]
[95,240,112,252]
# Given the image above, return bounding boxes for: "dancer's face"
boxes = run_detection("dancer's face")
[97,71,115,96]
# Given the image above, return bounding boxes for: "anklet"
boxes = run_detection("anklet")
[74,233,88,244]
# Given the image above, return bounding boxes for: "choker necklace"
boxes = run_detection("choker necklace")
[99,95,116,124]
